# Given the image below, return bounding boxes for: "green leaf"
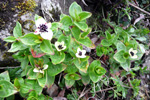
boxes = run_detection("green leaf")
[71,26,81,39]
[13,21,22,38]
[51,22,61,31]
[0,71,10,81]
[79,11,92,21]
[20,80,42,95]
[81,28,92,38]
[64,73,81,80]
[65,64,78,73]
[135,37,146,42]
[121,31,129,42]
[47,62,66,76]
[0,80,18,98]
[28,91,38,97]
[101,39,112,47]
[114,26,123,34]
[8,42,27,52]
[14,78,20,89]
[74,21,88,31]
[27,91,38,100]
[37,72,47,87]
[60,16,73,31]
[81,75,90,85]
[69,2,82,20]
[28,55,35,67]
[88,60,104,83]
[24,66,32,75]
[6,95,15,100]
[0,97,4,100]
[113,50,126,63]
[68,38,80,57]
[139,44,145,53]
[37,94,46,100]
[78,37,95,49]
[130,79,140,97]
[50,50,65,64]
[96,46,108,56]
[20,33,40,45]
[74,59,89,73]
[65,79,75,89]
[40,40,54,55]
[120,60,131,71]
[45,72,55,88]
[3,36,16,42]
[27,68,37,79]
[116,41,126,51]
[105,31,112,40]
[21,57,29,70]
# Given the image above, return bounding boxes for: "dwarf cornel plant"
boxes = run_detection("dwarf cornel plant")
[1,2,106,99]
[1,1,149,100]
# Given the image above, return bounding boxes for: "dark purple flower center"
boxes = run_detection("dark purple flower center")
[79,51,82,56]
[58,45,63,49]
[39,67,44,70]
[38,24,48,32]
[130,51,134,56]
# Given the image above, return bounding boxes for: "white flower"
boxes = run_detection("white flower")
[33,64,48,74]
[34,17,53,40]
[55,41,66,51]
[129,48,138,59]
[75,48,86,58]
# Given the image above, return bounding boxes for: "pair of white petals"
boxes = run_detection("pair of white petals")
[129,48,138,59]
[76,48,86,58]
[33,64,48,74]
[55,41,66,51]
[34,18,53,40]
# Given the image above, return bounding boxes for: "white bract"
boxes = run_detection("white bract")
[34,17,53,40]
[129,48,138,59]
[55,41,66,51]
[76,48,86,58]
[33,64,48,74]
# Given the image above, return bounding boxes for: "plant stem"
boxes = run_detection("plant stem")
[0,66,20,69]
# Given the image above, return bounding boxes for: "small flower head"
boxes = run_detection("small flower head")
[34,17,53,40]
[76,48,86,58]
[129,48,138,59]
[55,41,66,51]
[33,64,48,74]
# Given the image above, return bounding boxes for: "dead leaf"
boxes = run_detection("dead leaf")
[134,14,145,25]
[53,97,67,100]
[57,88,65,97]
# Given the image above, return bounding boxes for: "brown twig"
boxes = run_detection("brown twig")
[129,2,150,16]
[95,86,116,93]
[78,87,92,100]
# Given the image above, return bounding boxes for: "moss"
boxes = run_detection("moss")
[0,1,8,11]
[15,0,37,17]
[23,20,35,32]
[0,18,5,29]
